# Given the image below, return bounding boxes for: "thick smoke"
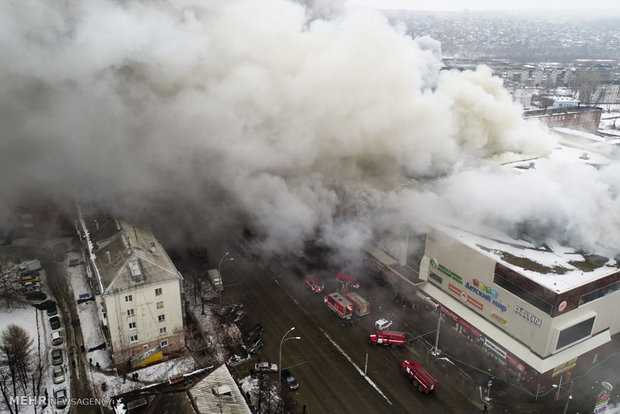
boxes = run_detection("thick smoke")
[1,0,615,257]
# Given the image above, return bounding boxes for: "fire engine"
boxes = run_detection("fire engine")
[344,292,370,316]
[324,292,353,319]
[369,331,405,347]
[401,360,438,394]
[335,272,360,289]
[305,276,324,293]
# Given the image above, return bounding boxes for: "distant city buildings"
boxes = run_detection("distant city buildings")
[78,215,186,372]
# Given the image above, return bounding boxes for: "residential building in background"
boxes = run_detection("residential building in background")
[78,215,185,372]
[523,105,602,134]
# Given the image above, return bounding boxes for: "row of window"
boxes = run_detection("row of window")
[124,287,163,303]
[129,335,169,348]
[126,302,164,317]
[493,274,553,315]
[126,309,166,322]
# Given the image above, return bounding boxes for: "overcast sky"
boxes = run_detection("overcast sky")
[349,0,620,13]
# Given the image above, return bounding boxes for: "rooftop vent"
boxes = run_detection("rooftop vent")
[212,385,232,396]
[128,259,144,283]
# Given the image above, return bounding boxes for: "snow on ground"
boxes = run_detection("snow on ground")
[88,355,198,405]
[0,302,70,414]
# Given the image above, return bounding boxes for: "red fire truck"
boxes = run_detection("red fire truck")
[324,292,353,319]
[401,360,438,394]
[369,331,405,347]
[335,272,360,289]
[305,276,324,293]
[344,292,370,316]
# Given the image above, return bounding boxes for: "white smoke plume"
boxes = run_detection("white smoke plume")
[2,0,615,257]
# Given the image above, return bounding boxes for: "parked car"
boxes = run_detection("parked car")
[49,316,61,330]
[53,388,67,409]
[25,292,47,301]
[375,318,393,331]
[231,309,247,323]
[22,281,41,292]
[254,362,278,372]
[68,259,80,267]
[242,324,263,344]
[46,303,57,317]
[52,366,65,384]
[21,275,41,284]
[280,370,299,390]
[244,336,263,354]
[227,351,249,366]
[51,349,63,366]
[51,331,63,346]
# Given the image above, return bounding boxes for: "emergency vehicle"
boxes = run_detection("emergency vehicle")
[324,292,353,319]
[369,331,405,347]
[401,360,438,394]
[335,272,360,289]
[305,276,324,293]
[344,291,370,316]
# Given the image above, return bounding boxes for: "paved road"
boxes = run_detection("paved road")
[220,246,480,414]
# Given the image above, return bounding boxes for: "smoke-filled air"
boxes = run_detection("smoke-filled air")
[1,0,618,255]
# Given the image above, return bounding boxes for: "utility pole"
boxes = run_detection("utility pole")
[432,307,442,356]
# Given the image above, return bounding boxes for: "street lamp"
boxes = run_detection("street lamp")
[278,327,301,392]
[218,252,234,304]
[563,394,572,414]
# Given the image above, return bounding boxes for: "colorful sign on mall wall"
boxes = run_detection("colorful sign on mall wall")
[449,283,484,311]
[465,279,507,312]
[515,305,543,327]
[430,258,463,284]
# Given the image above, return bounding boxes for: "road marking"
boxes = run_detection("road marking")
[319,328,392,406]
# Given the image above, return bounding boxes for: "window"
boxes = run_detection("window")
[158,314,165,322]
[155,287,162,296]
[160,339,169,348]
[429,272,443,286]
[579,280,620,306]
[159,327,167,334]
[127,309,135,317]
[556,317,595,350]
[129,322,136,330]
[157,301,164,309]
[125,295,133,302]
[130,335,138,343]
[493,274,552,315]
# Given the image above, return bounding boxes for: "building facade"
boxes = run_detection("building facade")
[523,105,602,134]
[78,215,185,372]
[416,225,619,393]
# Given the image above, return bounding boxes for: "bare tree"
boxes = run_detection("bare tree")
[30,311,47,414]
[0,324,35,413]
[0,257,20,309]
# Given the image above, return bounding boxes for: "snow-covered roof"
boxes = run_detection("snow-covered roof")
[190,365,252,414]
[83,217,181,294]
[438,224,619,293]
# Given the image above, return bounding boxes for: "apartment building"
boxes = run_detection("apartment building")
[78,215,185,372]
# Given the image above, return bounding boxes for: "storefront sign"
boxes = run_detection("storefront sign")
[466,281,507,312]
[431,258,463,284]
[558,301,567,312]
[449,284,484,310]
[515,305,543,327]
[552,357,577,377]
[490,313,508,325]
[506,354,526,373]
[482,337,506,359]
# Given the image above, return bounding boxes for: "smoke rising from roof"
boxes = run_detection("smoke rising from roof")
[2,0,615,257]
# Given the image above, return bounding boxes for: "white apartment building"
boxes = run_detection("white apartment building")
[78,216,185,372]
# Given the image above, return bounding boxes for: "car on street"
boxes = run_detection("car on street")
[244,336,263,354]
[375,318,393,331]
[69,259,80,267]
[51,349,63,366]
[46,303,58,317]
[305,275,325,293]
[280,369,299,390]
[254,361,278,372]
[242,324,263,344]
[53,388,67,409]
[49,316,61,330]
[25,292,47,301]
[52,366,65,384]
[51,331,63,346]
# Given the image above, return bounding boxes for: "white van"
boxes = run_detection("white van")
[51,331,63,346]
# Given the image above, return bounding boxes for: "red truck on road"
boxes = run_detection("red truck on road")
[369,331,405,347]
[324,292,353,319]
[335,272,360,289]
[401,360,438,394]
[344,292,370,316]
[305,276,324,293]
